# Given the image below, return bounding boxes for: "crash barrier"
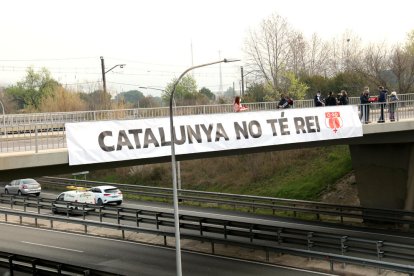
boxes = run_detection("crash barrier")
[0,250,121,275]
[1,193,414,274]
[1,96,414,153]
[38,177,414,229]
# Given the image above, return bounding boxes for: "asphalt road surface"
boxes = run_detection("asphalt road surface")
[0,222,332,276]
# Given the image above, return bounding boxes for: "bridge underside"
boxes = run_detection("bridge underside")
[350,143,414,211]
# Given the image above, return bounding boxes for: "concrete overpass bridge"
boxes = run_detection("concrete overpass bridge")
[1,98,414,212]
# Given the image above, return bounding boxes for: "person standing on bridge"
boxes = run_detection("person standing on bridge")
[388,91,399,122]
[314,91,325,107]
[233,96,248,112]
[338,90,349,105]
[360,86,371,124]
[377,86,387,123]
[325,91,338,106]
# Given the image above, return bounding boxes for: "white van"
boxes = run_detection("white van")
[52,190,96,213]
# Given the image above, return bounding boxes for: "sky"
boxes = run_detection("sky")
[0,0,413,97]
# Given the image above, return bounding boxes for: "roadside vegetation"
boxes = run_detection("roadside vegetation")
[88,145,352,202]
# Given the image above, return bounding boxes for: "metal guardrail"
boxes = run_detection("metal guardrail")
[38,177,414,229]
[1,197,414,275]
[0,250,121,276]
[2,193,414,269]
[1,94,414,153]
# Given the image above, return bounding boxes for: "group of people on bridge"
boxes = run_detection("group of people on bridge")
[359,86,399,123]
[314,90,349,107]
[233,87,399,123]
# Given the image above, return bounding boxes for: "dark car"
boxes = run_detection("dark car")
[5,179,41,196]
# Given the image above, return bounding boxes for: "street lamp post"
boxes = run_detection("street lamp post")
[100,56,126,109]
[169,58,239,276]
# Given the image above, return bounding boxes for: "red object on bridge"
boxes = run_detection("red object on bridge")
[368,96,378,102]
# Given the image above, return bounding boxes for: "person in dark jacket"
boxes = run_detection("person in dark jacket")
[325,91,338,106]
[377,86,387,123]
[338,90,349,105]
[277,94,290,109]
[360,86,371,123]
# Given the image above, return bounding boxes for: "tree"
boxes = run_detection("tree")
[305,33,331,77]
[244,13,293,92]
[288,31,307,76]
[328,71,367,97]
[199,87,215,101]
[283,72,308,100]
[79,90,111,110]
[391,44,414,93]
[5,67,59,110]
[301,75,330,99]
[39,86,87,112]
[356,42,391,87]
[405,30,414,54]
[115,90,145,106]
[138,95,162,108]
[243,82,274,102]
[162,75,198,106]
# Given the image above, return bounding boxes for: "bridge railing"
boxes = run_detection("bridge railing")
[1,97,414,153]
[1,93,414,126]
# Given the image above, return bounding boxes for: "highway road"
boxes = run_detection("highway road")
[1,189,413,274]
[0,222,331,276]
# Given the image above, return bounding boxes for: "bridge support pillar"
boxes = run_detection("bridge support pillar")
[349,143,414,211]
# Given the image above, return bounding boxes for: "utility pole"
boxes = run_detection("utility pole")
[100,56,107,108]
[100,56,125,110]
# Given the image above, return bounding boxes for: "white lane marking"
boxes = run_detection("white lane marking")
[14,225,326,275]
[21,241,83,253]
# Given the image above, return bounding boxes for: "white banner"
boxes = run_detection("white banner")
[66,105,363,165]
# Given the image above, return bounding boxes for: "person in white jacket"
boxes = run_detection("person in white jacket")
[389,91,399,121]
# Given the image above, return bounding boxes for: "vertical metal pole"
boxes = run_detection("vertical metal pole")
[177,161,182,190]
[174,98,182,191]
[0,99,5,131]
[170,93,182,276]
[100,56,106,109]
[35,125,38,153]
[168,59,239,276]
[241,66,245,96]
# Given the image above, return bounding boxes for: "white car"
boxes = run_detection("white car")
[90,185,123,205]
[53,190,96,213]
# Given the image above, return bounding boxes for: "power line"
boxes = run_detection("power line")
[0,56,97,62]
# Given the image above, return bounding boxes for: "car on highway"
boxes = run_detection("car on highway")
[90,185,123,205]
[52,190,96,213]
[4,178,41,196]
